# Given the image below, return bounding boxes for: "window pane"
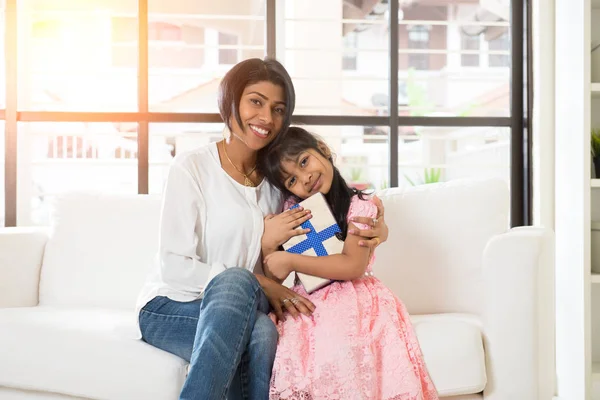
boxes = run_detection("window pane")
[18,0,138,111]
[397,126,509,188]
[282,1,390,116]
[149,122,225,194]
[398,1,510,117]
[148,2,265,112]
[18,122,138,225]
[149,123,389,194]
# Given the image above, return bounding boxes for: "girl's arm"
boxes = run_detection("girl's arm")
[264,221,371,282]
[261,207,312,257]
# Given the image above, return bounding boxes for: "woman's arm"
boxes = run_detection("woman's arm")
[254,273,316,322]
[263,221,371,282]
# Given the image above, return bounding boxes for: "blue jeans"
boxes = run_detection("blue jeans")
[139,268,278,400]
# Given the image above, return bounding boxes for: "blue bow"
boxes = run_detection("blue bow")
[286,204,341,256]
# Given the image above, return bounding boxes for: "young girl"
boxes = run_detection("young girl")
[260,127,439,400]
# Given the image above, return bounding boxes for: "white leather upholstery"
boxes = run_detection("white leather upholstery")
[482,227,555,400]
[0,307,187,400]
[38,193,162,310]
[412,314,486,396]
[0,227,48,308]
[374,178,508,315]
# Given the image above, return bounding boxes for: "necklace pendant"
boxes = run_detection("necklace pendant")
[244,176,255,187]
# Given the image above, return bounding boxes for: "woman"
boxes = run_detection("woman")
[135,58,388,400]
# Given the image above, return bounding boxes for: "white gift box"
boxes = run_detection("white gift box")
[281,192,344,293]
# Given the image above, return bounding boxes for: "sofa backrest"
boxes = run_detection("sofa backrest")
[39,193,162,309]
[374,178,508,315]
[38,178,509,313]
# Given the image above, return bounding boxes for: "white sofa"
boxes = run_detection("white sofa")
[0,178,555,400]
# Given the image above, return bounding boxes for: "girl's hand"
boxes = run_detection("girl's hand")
[348,195,389,250]
[263,251,295,283]
[257,275,315,322]
[262,207,312,255]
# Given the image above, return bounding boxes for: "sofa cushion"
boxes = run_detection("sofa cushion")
[375,179,509,315]
[0,307,484,399]
[38,193,162,310]
[0,306,187,400]
[412,313,486,397]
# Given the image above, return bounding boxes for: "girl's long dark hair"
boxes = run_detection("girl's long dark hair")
[259,126,366,240]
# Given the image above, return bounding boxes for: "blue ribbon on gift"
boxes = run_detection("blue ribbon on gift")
[287,204,341,256]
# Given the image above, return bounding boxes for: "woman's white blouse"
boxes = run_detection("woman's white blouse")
[135,142,283,322]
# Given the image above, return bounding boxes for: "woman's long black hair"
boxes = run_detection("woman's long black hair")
[259,126,366,240]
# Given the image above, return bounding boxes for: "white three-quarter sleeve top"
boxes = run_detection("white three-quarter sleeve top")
[135,142,283,326]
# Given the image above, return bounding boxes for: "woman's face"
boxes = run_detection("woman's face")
[279,148,334,200]
[230,81,286,151]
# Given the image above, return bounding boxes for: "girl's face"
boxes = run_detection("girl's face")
[230,81,286,150]
[280,148,334,199]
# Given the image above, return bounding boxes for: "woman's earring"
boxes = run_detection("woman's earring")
[223,127,231,144]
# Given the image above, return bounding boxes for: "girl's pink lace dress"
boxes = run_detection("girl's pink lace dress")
[269,195,438,400]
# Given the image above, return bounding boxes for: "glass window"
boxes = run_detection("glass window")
[148,1,264,112]
[342,31,358,71]
[407,25,430,70]
[461,31,480,67]
[399,2,510,117]
[18,122,138,225]
[19,0,138,111]
[489,32,510,67]
[218,32,238,65]
[398,126,509,187]
[283,1,389,116]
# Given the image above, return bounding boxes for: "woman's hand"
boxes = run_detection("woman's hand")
[262,207,312,255]
[263,251,295,282]
[348,195,389,250]
[255,274,315,322]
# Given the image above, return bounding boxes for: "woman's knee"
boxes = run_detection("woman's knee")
[205,268,260,300]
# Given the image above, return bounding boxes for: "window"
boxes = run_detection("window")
[461,32,480,67]
[2,1,530,227]
[20,122,139,225]
[489,32,510,67]
[343,32,358,71]
[407,25,430,70]
[218,32,238,65]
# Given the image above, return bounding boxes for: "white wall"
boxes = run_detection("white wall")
[554,0,591,399]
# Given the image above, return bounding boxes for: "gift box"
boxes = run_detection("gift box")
[282,192,344,293]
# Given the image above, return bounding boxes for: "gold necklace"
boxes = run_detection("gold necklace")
[221,141,257,187]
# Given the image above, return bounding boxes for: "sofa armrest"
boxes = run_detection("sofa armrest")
[482,226,555,400]
[0,227,49,308]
